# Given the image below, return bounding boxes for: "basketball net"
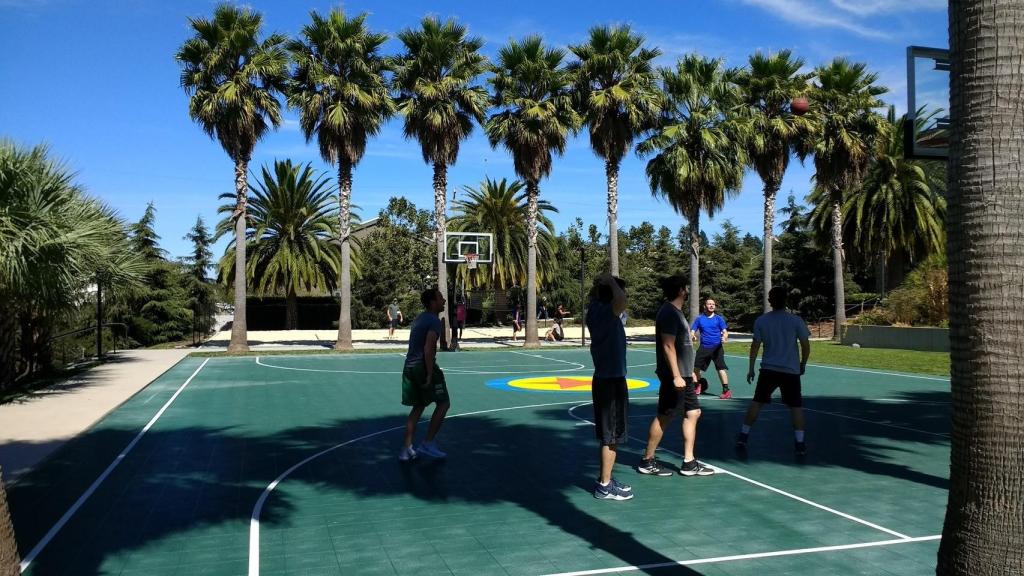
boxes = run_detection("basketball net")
[466,253,478,270]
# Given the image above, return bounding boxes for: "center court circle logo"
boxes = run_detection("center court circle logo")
[487,375,654,393]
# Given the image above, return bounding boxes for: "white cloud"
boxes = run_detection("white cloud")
[829,0,946,17]
[738,0,891,39]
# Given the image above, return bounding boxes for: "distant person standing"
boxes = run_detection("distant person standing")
[736,286,811,455]
[387,299,403,340]
[455,300,467,339]
[512,304,523,342]
[637,275,714,478]
[399,288,450,461]
[587,273,633,501]
[691,297,731,398]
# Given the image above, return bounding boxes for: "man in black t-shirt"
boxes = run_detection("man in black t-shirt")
[637,274,715,477]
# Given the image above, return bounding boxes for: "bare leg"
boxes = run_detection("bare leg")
[599,444,617,484]
[644,414,673,459]
[743,401,765,426]
[404,405,426,447]
[682,409,701,461]
[425,401,450,441]
[790,407,805,431]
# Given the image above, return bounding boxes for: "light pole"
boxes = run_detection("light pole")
[579,245,586,347]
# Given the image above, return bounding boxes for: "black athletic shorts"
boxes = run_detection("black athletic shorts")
[753,368,802,407]
[695,344,728,371]
[592,376,628,446]
[390,318,400,329]
[656,376,701,416]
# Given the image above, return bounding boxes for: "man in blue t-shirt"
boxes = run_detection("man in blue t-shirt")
[691,297,731,399]
[399,288,450,461]
[586,273,633,501]
[736,286,811,455]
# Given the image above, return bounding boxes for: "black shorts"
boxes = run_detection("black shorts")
[753,369,802,407]
[592,377,628,446]
[695,344,728,371]
[390,319,400,329]
[656,376,700,416]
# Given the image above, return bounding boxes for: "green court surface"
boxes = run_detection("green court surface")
[8,346,950,576]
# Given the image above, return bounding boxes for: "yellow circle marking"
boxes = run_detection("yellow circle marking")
[507,376,650,392]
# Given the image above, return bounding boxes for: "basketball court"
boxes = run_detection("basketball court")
[8,346,949,575]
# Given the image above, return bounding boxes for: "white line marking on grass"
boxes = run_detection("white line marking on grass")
[19,359,210,573]
[538,535,942,576]
[247,397,658,576]
[566,402,912,540]
[803,408,950,438]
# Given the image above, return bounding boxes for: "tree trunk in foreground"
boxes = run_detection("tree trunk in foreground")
[433,162,449,350]
[938,1,1024,574]
[228,159,249,353]
[606,159,620,277]
[0,302,18,393]
[0,468,19,576]
[524,180,540,348]
[336,160,354,350]
[830,195,845,341]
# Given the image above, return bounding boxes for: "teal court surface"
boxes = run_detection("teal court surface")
[8,346,951,576]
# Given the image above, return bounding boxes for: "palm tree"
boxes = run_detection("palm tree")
[808,107,946,294]
[638,55,747,321]
[287,8,394,350]
[569,25,662,276]
[940,3,1024,574]
[805,58,888,340]
[486,36,579,347]
[734,50,814,311]
[0,141,144,391]
[216,160,341,330]
[176,4,288,352]
[1,466,17,576]
[393,17,489,348]
[448,177,560,321]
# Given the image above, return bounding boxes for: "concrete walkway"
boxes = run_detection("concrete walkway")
[0,349,191,481]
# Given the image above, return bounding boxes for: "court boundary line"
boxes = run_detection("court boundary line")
[632,347,949,381]
[19,358,211,573]
[247,396,659,576]
[567,402,912,540]
[803,407,950,438]
[538,534,942,576]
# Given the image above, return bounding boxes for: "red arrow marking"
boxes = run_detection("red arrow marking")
[555,378,591,389]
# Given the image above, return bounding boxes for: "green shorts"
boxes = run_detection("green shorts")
[401,361,449,407]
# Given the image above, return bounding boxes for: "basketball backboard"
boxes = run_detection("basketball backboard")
[444,232,494,263]
[906,46,950,160]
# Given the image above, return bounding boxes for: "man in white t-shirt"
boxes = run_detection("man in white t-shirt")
[735,286,811,455]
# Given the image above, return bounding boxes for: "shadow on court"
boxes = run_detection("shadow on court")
[7,389,949,575]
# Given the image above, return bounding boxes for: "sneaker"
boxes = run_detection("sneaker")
[594,480,634,501]
[679,460,715,476]
[398,445,417,461]
[416,441,447,459]
[636,458,673,477]
[612,478,633,492]
[795,441,807,456]
[719,389,733,400]
[735,432,749,449]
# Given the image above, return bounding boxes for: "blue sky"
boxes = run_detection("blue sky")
[0,0,948,260]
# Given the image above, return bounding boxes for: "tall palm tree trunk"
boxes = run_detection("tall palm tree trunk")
[830,194,845,341]
[0,469,18,576]
[228,159,250,353]
[762,180,780,312]
[336,160,354,350]
[939,2,1024,574]
[285,286,298,330]
[0,303,17,393]
[688,212,701,322]
[524,181,541,347]
[433,162,450,349]
[606,159,621,276]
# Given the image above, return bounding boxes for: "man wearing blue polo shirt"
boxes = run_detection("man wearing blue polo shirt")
[691,297,731,399]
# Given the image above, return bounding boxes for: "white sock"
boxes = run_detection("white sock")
[795,430,805,442]
[741,425,751,434]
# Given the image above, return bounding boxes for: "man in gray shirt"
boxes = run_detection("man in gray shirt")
[638,274,714,477]
[399,288,449,461]
[387,299,403,340]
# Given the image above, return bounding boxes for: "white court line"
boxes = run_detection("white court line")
[511,349,589,367]
[566,403,911,540]
[19,358,211,573]
[539,535,942,576]
[632,347,950,381]
[247,397,658,576]
[803,407,950,438]
[255,355,589,375]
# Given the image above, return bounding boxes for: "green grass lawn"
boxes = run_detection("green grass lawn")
[723,341,950,377]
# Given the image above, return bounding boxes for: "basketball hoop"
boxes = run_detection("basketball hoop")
[466,253,478,270]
